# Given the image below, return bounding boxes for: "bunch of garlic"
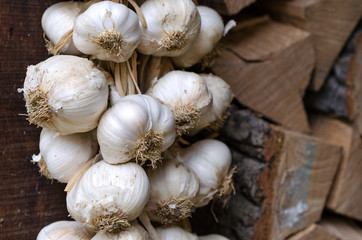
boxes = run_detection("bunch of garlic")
[32,128,98,183]
[37,221,95,240]
[22,55,108,135]
[137,0,201,57]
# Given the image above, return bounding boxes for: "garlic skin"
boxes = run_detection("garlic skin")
[37,221,95,240]
[173,6,224,68]
[137,0,201,57]
[146,71,213,135]
[22,55,108,135]
[109,85,123,106]
[91,222,149,240]
[199,234,229,240]
[42,1,84,55]
[67,161,150,232]
[34,128,98,183]
[98,94,176,167]
[156,226,198,240]
[188,74,233,135]
[178,139,233,207]
[145,158,200,224]
[73,1,141,62]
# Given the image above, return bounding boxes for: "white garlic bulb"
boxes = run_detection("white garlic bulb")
[42,1,84,55]
[156,226,198,240]
[22,55,108,135]
[146,71,213,135]
[73,1,141,62]
[137,0,201,57]
[187,73,233,135]
[37,221,95,240]
[178,139,233,207]
[33,128,98,183]
[98,94,176,167]
[173,6,224,68]
[91,222,149,240]
[67,161,150,232]
[199,234,229,240]
[145,158,200,224]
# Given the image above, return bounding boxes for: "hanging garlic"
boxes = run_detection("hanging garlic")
[187,73,233,135]
[156,226,198,240]
[37,221,95,240]
[146,71,212,135]
[91,221,149,240]
[137,0,201,57]
[173,6,224,68]
[178,139,234,207]
[67,161,150,232]
[145,158,199,224]
[199,234,230,240]
[32,128,98,183]
[73,1,141,62]
[97,94,176,167]
[22,55,108,135]
[41,1,85,55]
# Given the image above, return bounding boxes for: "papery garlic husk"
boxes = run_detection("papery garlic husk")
[22,55,108,135]
[98,94,176,167]
[187,73,233,136]
[37,221,95,240]
[145,158,200,224]
[177,139,233,207]
[109,85,123,106]
[67,161,150,232]
[33,127,98,183]
[199,234,230,240]
[137,0,201,57]
[42,1,85,55]
[146,71,212,135]
[73,1,141,62]
[91,221,149,240]
[172,6,224,68]
[156,226,198,240]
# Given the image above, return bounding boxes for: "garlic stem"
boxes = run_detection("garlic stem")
[64,157,95,192]
[51,29,74,54]
[127,59,141,94]
[115,63,126,97]
[138,212,161,240]
[181,218,192,232]
[121,62,129,95]
[128,0,147,29]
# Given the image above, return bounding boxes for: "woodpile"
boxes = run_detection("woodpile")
[2,0,362,239]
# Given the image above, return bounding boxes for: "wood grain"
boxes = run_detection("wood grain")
[0,1,69,239]
[197,0,255,15]
[288,224,340,240]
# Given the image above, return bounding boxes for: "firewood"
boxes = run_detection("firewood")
[310,115,362,221]
[288,224,339,240]
[197,0,255,15]
[211,17,314,133]
[192,110,341,240]
[257,0,362,91]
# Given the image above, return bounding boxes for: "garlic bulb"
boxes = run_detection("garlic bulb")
[42,1,84,55]
[73,1,141,62]
[178,139,233,207]
[173,6,224,68]
[146,71,213,135]
[199,234,229,240]
[22,55,108,135]
[98,94,176,167]
[187,74,233,135]
[156,226,198,240]
[33,128,98,183]
[91,222,149,240]
[37,221,95,240]
[67,161,150,232]
[145,158,199,224]
[137,0,201,57]
[109,85,123,106]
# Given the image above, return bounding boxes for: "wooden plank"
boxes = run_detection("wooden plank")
[319,214,362,240]
[0,1,69,239]
[288,224,339,240]
[310,115,362,221]
[211,18,314,133]
[257,0,362,91]
[197,0,255,15]
[191,110,342,240]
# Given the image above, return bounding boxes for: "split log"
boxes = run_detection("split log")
[288,224,339,240]
[211,17,314,133]
[318,214,362,240]
[310,115,362,221]
[191,110,342,240]
[257,0,362,91]
[197,0,255,15]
